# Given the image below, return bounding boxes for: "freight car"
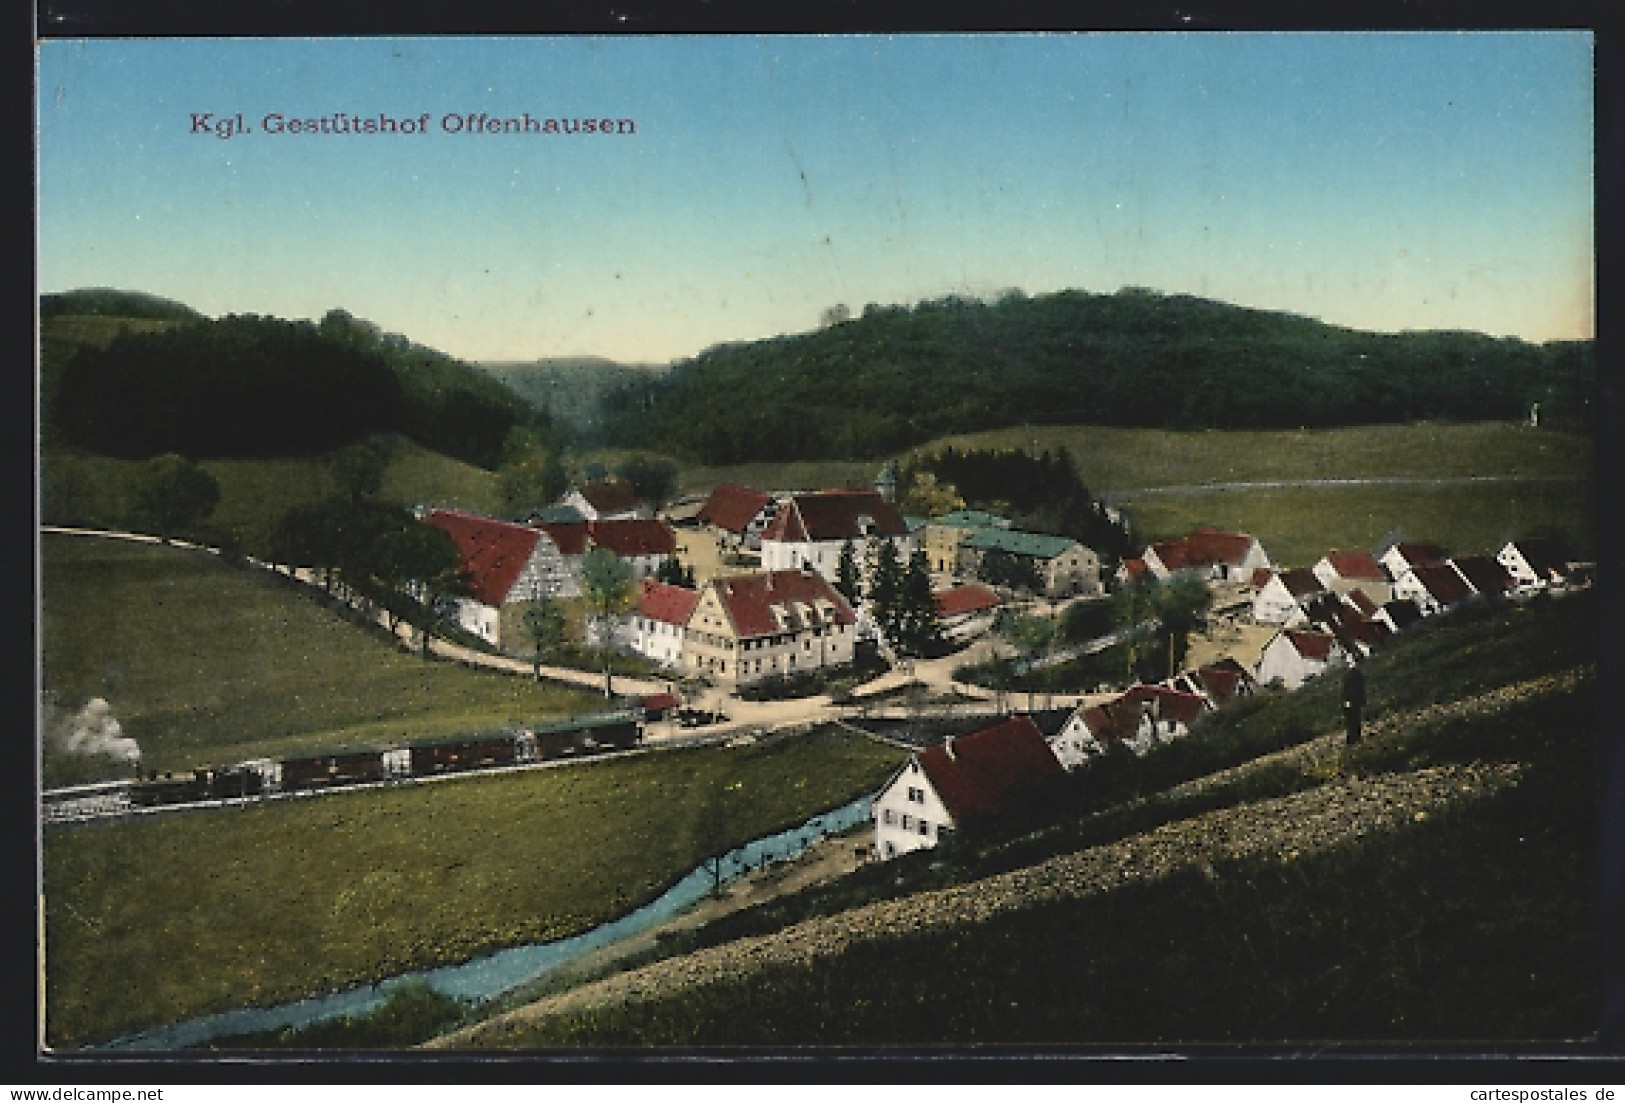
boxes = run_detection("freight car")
[409,735,520,775]
[279,750,391,789]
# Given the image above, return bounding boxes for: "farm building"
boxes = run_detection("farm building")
[932,582,1002,641]
[1142,527,1272,583]
[872,715,1063,860]
[1251,568,1328,625]
[1391,562,1474,617]
[423,510,579,648]
[1312,550,1393,605]
[560,478,650,521]
[1378,541,1449,582]
[1496,538,1572,593]
[696,483,778,551]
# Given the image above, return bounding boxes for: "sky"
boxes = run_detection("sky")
[37,33,1595,364]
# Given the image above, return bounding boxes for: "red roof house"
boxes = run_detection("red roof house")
[871,714,1064,859]
[697,483,777,547]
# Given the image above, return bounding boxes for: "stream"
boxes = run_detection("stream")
[94,794,874,1051]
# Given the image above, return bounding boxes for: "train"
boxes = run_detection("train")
[122,712,642,809]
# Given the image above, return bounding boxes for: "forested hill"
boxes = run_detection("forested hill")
[41,289,204,323]
[45,298,552,469]
[602,288,1595,464]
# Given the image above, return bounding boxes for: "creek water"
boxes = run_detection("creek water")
[95,794,874,1051]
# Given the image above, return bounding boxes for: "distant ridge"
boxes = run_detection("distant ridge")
[476,357,668,444]
[41,289,204,323]
[600,287,1595,464]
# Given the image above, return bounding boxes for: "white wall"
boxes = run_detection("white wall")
[872,758,956,860]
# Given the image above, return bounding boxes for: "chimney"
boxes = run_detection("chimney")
[766,574,774,591]
[943,737,956,761]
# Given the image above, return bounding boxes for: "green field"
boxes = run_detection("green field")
[40,440,504,553]
[897,421,1591,493]
[40,534,601,779]
[41,727,905,1049]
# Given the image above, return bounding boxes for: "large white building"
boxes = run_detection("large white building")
[759,489,914,585]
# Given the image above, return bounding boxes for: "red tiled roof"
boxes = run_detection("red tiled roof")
[1391,542,1449,570]
[1322,551,1385,580]
[1346,589,1379,617]
[588,518,676,558]
[1197,659,1254,706]
[1410,562,1473,606]
[916,715,1064,821]
[1284,629,1339,662]
[1121,557,1149,579]
[1081,698,1142,747]
[1151,528,1258,571]
[709,570,857,639]
[1334,618,1391,651]
[636,578,700,627]
[424,510,541,607]
[1449,555,1515,597]
[933,583,1001,618]
[575,478,644,515]
[697,483,774,534]
[639,692,680,712]
[1251,567,1275,589]
[761,489,909,544]
[532,520,589,556]
[1120,683,1208,726]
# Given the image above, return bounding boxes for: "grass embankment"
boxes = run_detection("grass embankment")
[41,725,906,1049]
[459,593,1596,1046]
[40,534,602,780]
[40,440,504,553]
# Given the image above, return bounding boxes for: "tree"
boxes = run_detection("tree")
[374,517,464,639]
[895,547,943,657]
[867,540,905,649]
[615,454,679,515]
[1153,574,1213,676]
[978,548,1041,593]
[579,546,636,696]
[898,471,964,518]
[835,539,863,606]
[521,599,569,680]
[132,454,220,542]
[330,441,388,506]
[1112,576,1160,683]
[499,428,568,518]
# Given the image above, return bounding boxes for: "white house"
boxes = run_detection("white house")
[760,489,914,585]
[1391,563,1474,617]
[1251,568,1327,625]
[1496,539,1570,594]
[872,715,1064,860]
[1312,550,1393,605]
[531,518,678,583]
[1256,628,1348,690]
[1378,541,1449,583]
[622,578,699,669]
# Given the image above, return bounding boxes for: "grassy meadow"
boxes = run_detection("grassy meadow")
[40,439,504,552]
[40,534,603,780]
[41,727,905,1049]
[923,421,1593,492]
[464,593,1597,1047]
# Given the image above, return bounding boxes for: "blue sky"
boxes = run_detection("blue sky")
[37,33,1594,363]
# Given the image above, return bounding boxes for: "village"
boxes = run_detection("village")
[388,462,1591,864]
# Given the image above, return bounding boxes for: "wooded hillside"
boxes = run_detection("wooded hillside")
[602,288,1594,463]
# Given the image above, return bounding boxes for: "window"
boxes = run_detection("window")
[918,820,929,837]
[907,787,924,804]
[901,814,913,830]
[882,808,896,825]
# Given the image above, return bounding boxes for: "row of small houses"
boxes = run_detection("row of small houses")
[869,534,1584,861]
